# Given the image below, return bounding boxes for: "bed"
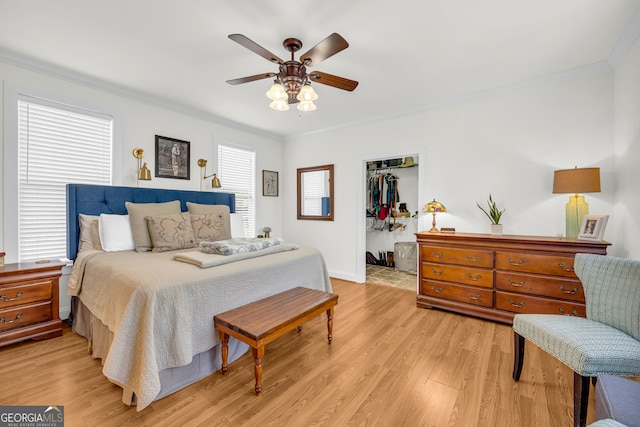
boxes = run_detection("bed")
[66,184,332,411]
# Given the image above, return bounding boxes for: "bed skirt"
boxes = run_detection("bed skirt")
[71,297,249,405]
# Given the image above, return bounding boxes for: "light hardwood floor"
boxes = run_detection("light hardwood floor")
[0,279,596,426]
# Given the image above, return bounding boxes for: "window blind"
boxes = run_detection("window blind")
[302,171,323,215]
[18,97,112,261]
[217,143,255,237]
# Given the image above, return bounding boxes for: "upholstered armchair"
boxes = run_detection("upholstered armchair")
[512,253,640,427]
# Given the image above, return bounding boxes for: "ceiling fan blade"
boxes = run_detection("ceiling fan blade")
[228,34,284,64]
[300,33,349,66]
[226,72,276,85]
[309,71,359,91]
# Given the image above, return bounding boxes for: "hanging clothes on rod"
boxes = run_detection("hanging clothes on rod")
[367,170,400,220]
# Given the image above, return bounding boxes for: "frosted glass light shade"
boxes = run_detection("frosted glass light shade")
[266,82,287,101]
[297,84,318,102]
[297,101,316,111]
[269,100,289,111]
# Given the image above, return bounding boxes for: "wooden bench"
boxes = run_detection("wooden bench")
[214,286,338,395]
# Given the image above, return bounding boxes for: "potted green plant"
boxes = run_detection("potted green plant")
[476,194,505,235]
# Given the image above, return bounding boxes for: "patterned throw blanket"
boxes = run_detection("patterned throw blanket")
[200,237,284,255]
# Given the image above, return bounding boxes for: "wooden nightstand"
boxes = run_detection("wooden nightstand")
[0,260,65,347]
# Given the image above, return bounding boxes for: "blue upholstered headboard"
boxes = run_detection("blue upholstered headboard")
[66,184,235,260]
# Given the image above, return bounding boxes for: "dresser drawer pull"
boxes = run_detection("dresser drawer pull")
[0,313,23,324]
[559,286,578,295]
[558,307,579,316]
[467,255,482,262]
[557,263,574,272]
[466,292,481,301]
[431,269,444,276]
[507,279,525,287]
[508,258,526,267]
[431,251,444,258]
[431,286,444,293]
[0,291,23,302]
[507,299,525,309]
[466,274,482,281]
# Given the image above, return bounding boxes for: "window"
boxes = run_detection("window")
[15,96,112,261]
[217,143,255,237]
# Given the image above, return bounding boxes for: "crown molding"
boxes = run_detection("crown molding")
[0,48,283,142]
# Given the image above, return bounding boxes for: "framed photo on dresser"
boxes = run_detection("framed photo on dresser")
[578,214,609,241]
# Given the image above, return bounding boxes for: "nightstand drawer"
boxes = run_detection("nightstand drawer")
[421,280,493,308]
[0,280,53,309]
[422,262,493,288]
[421,246,493,268]
[495,291,585,317]
[0,301,52,332]
[495,252,577,278]
[495,272,585,302]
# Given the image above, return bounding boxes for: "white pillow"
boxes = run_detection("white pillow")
[230,213,245,238]
[98,214,135,252]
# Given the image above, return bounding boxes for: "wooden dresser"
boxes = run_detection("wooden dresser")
[416,232,610,324]
[0,260,65,347]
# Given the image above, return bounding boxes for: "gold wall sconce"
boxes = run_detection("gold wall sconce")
[197,159,221,191]
[133,148,151,181]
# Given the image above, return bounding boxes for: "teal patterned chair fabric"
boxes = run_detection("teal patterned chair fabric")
[512,254,640,427]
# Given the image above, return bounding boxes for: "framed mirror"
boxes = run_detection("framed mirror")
[297,164,334,221]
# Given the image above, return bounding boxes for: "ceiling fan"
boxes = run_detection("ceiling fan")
[226,33,359,111]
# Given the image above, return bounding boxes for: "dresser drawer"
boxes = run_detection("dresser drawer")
[495,252,577,278]
[421,246,493,268]
[495,291,585,317]
[422,262,493,288]
[421,280,493,308]
[0,280,53,309]
[0,301,52,332]
[494,272,585,302]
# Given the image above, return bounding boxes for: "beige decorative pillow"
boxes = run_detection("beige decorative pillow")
[78,214,103,252]
[186,203,231,242]
[126,200,181,252]
[191,213,232,244]
[146,212,196,252]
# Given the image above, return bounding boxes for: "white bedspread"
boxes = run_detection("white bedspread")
[69,245,331,411]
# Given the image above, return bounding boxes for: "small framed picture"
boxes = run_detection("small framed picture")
[262,170,278,196]
[578,214,609,241]
[155,135,190,179]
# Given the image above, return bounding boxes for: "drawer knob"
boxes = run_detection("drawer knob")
[557,263,574,272]
[431,251,444,258]
[431,268,444,276]
[0,313,23,324]
[467,255,482,262]
[558,307,579,316]
[0,291,23,302]
[466,292,481,301]
[431,286,444,293]
[507,279,525,287]
[559,285,578,295]
[508,299,525,309]
[466,273,482,281]
[508,258,525,267]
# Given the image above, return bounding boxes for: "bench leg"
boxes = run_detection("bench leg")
[220,331,229,374]
[253,346,265,395]
[327,307,334,344]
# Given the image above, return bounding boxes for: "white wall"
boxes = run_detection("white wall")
[613,33,640,259]
[0,61,283,319]
[284,69,619,282]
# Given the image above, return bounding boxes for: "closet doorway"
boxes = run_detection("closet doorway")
[364,154,420,291]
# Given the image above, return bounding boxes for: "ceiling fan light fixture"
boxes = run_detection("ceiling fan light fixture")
[297,84,318,102]
[269,100,289,111]
[297,100,316,112]
[266,82,287,101]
